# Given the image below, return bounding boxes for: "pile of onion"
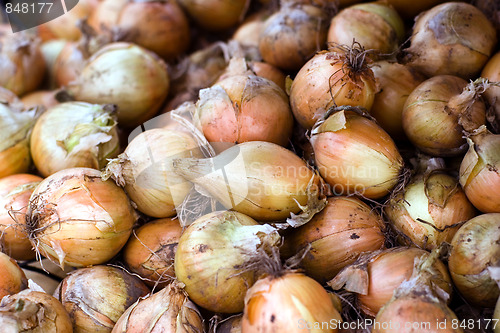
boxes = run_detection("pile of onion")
[176,0,250,31]
[0,251,27,299]
[30,102,120,177]
[0,173,42,260]
[26,167,137,268]
[289,43,378,129]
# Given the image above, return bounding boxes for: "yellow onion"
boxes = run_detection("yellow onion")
[40,39,66,88]
[329,247,452,317]
[55,265,150,333]
[311,109,404,199]
[26,167,137,268]
[448,213,500,307]
[402,75,487,156]
[383,0,446,19]
[0,97,36,178]
[194,60,293,147]
[54,41,89,88]
[370,61,425,140]
[30,102,120,177]
[242,272,342,332]
[403,2,497,79]
[123,218,182,288]
[481,51,500,131]
[174,211,280,313]
[287,196,385,283]
[289,43,378,129]
[247,61,287,92]
[21,90,59,110]
[459,127,500,213]
[0,174,42,260]
[386,160,477,250]
[232,11,268,49]
[173,141,323,222]
[177,0,250,31]
[112,282,204,333]
[0,31,46,96]
[327,2,405,55]
[103,128,203,218]
[258,2,329,71]
[473,0,500,36]
[0,289,72,332]
[0,251,27,299]
[88,0,128,32]
[67,42,169,128]
[217,315,242,333]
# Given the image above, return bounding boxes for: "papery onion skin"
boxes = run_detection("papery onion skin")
[448,213,500,307]
[111,282,204,333]
[174,211,280,313]
[21,90,59,110]
[404,2,497,79]
[0,251,27,299]
[217,315,242,333]
[123,218,182,288]
[54,41,87,88]
[247,61,287,92]
[242,272,342,332]
[56,265,150,333]
[26,167,137,268]
[311,110,404,199]
[327,2,405,54]
[177,0,249,31]
[0,289,73,333]
[40,39,66,88]
[481,52,500,131]
[30,102,120,177]
[88,0,128,32]
[68,42,170,128]
[0,174,42,260]
[459,130,500,213]
[402,75,486,156]
[288,196,386,283]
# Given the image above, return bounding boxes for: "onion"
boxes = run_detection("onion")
[0,174,42,260]
[481,51,500,131]
[26,167,137,268]
[459,127,500,213]
[173,141,324,222]
[287,196,385,283]
[472,0,500,36]
[111,282,204,333]
[310,109,404,199]
[448,213,500,307]
[0,31,46,96]
[20,90,59,110]
[232,11,268,49]
[30,102,120,177]
[329,247,452,317]
[327,2,405,55]
[403,2,497,79]
[217,315,242,333]
[67,42,169,128]
[40,39,66,88]
[88,0,128,32]
[123,218,182,288]
[38,0,93,41]
[370,61,425,140]
[383,0,446,19]
[0,251,27,299]
[258,2,329,71]
[103,128,203,218]
[289,43,378,129]
[55,265,150,332]
[177,0,250,31]
[402,75,487,156]
[174,211,280,313]
[247,61,286,92]
[54,41,87,88]
[0,289,72,332]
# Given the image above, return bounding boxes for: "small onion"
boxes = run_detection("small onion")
[403,2,497,79]
[247,61,286,92]
[30,102,120,177]
[289,44,377,129]
[68,42,170,128]
[310,109,404,199]
[103,128,203,218]
[0,251,27,299]
[20,90,59,110]
[481,51,500,131]
[287,196,386,283]
[55,265,150,333]
[402,75,486,156]
[88,0,128,32]
[123,218,182,288]
[327,2,405,55]
[0,289,72,332]
[459,127,500,213]
[38,0,93,41]
[53,41,88,88]
[0,173,42,260]
[26,167,137,268]
[448,213,500,307]
[258,2,329,71]
[174,211,280,313]
[173,141,323,222]
[232,11,268,49]
[177,0,250,31]
[111,282,204,333]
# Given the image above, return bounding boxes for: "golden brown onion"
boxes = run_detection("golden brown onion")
[481,51,500,131]
[0,251,27,299]
[38,0,93,41]
[177,0,249,31]
[20,90,59,110]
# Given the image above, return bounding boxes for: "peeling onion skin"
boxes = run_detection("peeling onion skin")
[404,2,497,79]
[55,265,150,333]
[481,51,500,131]
[177,0,249,31]
[448,214,500,308]
[20,90,59,110]
[0,251,28,299]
